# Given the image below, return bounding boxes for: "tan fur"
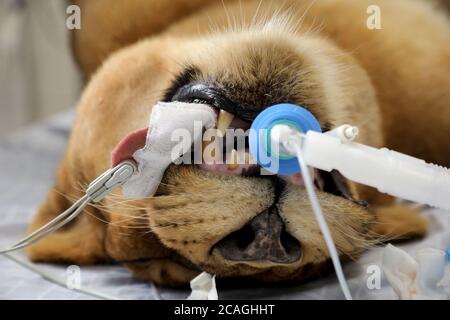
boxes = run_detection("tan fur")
[373,205,430,240]
[28,0,450,285]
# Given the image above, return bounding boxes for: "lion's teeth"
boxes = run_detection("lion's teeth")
[227,149,239,171]
[217,110,235,136]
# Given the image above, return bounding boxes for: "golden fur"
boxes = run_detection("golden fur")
[28,0,449,286]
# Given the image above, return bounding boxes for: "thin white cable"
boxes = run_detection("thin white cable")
[0,196,123,300]
[0,161,142,300]
[0,196,90,254]
[287,138,353,300]
[0,161,136,255]
[2,252,123,300]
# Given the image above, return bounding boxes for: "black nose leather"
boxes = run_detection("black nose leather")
[215,209,302,264]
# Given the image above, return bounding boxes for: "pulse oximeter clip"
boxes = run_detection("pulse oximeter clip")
[0,160,137,255]
[87,160,137,202]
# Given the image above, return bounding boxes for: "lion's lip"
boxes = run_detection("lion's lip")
[171,82,260,122]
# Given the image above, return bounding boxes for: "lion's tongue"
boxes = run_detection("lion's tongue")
[111,128,148,167]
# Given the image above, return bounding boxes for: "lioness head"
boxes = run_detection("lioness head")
[30,1,385,286]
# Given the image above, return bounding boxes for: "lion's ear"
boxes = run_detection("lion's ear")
[26,161,109,264]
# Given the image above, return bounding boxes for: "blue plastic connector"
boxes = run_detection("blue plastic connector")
[249,103,321,175]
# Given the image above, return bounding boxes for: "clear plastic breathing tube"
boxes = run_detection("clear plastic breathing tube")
[299,130,450,210]
[250,103,450,300]
[251,103,450,211]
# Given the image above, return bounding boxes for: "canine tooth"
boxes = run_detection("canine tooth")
[216,110,235,136]
[227,149,239,171]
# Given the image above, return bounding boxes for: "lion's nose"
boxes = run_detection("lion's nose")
[215,209,302,264]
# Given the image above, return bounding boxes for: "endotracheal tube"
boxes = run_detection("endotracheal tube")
[251,103,450,300]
